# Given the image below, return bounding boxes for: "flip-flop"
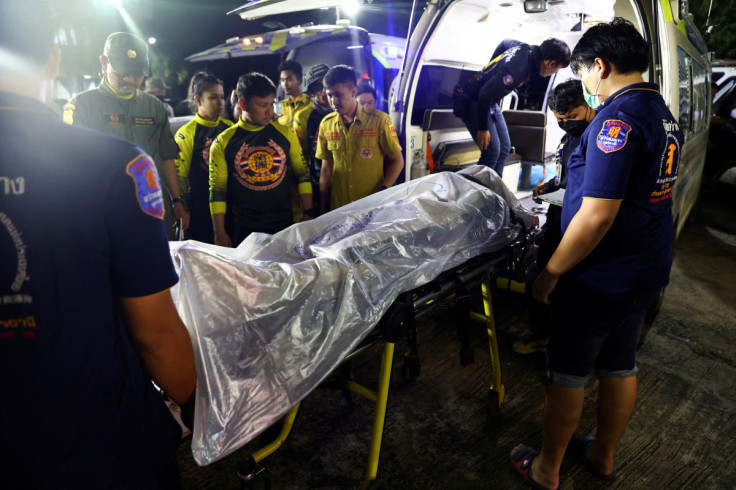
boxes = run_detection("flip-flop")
[510,445,561,490]
[567,435,617,481]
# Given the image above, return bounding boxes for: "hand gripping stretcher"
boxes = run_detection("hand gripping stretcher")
[169,166,537,486]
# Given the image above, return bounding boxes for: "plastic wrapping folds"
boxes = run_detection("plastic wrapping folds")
[169,166,535,465]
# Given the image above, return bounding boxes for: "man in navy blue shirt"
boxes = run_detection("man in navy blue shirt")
[0,2,196,487]
[454,38,570,176]
[510,19,683,489]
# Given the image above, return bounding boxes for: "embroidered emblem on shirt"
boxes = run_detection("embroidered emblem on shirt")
[105,113,126,128]
[126,155,164,219]
[357,128,377,138]
[200,138,213,171]
[503,74,514,86]
[596,120,631,153]
[326,131,341,142]
[62,103,74,125]
[134,117,155,125]
[128,49,137,59]
[361,148,374,159]
[233,139,288,191]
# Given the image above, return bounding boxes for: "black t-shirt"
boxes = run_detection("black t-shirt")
[0,92,180,487]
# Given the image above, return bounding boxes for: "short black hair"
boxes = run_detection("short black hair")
[278,60,303,79]
[548,79,586,115]
[236,72,276,102]
[189,71,223,99]
[571,17,649,75]
[540,38,571,68]
[357,84,377,100]
[323,65,357,89]
[0,0,56,70]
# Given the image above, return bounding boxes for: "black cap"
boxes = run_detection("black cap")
[103,32,149,76]
[304,64,330,89]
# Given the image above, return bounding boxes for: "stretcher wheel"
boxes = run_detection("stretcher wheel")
[237,458,270,489]
[402,354,421,380]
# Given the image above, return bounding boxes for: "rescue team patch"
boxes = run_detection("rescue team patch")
[126,155,165,219]
[326,131,341,142]
[596,120,631,153]
[62,104,74,125]
[134,117,155,125]
[503,74,514,86]
[357,128,377,138]
[361,148,374,159]
[233,139,288,191]
[176,133,186,140]
[105,113,127,128]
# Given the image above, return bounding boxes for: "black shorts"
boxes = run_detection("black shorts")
[547,279,657,387]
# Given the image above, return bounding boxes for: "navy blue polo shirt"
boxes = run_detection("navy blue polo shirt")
[0,92,180,487]
[561,83,683,297]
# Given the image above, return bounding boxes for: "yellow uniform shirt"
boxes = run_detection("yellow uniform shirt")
[315,105,402,210]
[278,93,312,127]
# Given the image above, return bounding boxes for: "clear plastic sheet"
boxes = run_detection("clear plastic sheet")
[169,166,535,465]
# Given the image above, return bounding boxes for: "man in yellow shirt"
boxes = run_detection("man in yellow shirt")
[277,60,311,127]
[315,65,404,213]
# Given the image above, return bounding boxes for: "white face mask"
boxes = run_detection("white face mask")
[582,65,602,109]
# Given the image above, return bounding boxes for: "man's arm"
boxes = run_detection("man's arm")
[533,197,621,303]
[380,152,404,189]
[211,213,232,247]
[319,157,334,215]
[119,289,196,405]
[162,159,190,230]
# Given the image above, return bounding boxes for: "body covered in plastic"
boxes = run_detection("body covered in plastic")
[169,166,535,465]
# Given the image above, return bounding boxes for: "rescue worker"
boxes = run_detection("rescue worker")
[175,71,233,243]
[293,63,332,215]
[511,19,684,489]
[209,72,314,247]
[1,2,196,486]
[277,60,311,126]
[316,65,404,214]
[63,32,186,239]
[453,38,570,177]
[356,84,378,111]
[513,79,596,355]
[145,76,175,118]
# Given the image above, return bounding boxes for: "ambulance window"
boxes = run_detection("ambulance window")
[677,47,692,134]
[410,65,475,126]
[290,33,371,82]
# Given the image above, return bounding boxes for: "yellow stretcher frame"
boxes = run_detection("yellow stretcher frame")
[239,270,506,488]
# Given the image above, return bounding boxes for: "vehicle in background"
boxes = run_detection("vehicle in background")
[391,0,710,241]
[186,19,405,113]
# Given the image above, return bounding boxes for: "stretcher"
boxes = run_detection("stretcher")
[168,165,537,481]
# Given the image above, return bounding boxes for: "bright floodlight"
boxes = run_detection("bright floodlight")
[148,37,156,45]
[342,0,360,16]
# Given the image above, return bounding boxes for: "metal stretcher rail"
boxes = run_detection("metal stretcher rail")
[237,228,539,488]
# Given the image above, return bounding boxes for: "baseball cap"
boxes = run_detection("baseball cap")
[304,64,330,90]
[103,32,149,76]
[145,77,169,93]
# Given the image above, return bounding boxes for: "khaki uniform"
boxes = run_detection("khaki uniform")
[278,93,311,127]
[315,105,402,210]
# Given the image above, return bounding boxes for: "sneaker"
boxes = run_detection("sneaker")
[512,337,548,354]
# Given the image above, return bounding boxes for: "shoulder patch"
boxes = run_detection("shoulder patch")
[125,155,165,219]
[176,133,186,140]
[503,74,514,86]
[596,120,632,153]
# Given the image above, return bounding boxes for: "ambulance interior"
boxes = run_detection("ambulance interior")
[403,0,649,191]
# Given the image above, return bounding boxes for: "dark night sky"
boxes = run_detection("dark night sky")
[56,0,413,96]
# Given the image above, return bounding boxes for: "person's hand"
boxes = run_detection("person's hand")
[533,268,559,305]
[532,186,549,204]
[214,230,233,248]
[173,202,190,231]
[300,214,313,222]
[476,130,491,150]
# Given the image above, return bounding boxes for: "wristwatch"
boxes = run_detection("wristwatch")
[171,196,184,205]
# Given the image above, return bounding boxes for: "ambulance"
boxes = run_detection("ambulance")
[391,0,710,240]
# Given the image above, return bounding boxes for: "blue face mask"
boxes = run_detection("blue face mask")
[582,66,602,109]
